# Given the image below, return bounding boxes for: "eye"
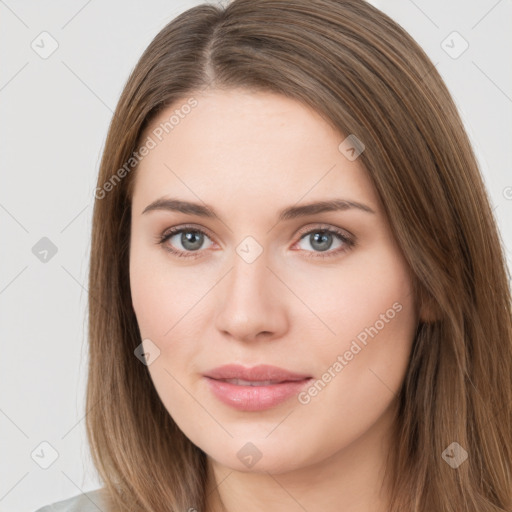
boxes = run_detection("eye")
[293,225,355,259]
[156,224,214,259]
[155,223,355,260]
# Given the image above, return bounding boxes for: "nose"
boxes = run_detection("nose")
[214,251,289,343]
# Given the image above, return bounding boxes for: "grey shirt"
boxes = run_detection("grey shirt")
[33,488,110,512]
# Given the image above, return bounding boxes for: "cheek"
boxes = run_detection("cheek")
[129,245,213,389]
[129,250,208,431]
[294,244,418,408]
[129,241,208,338]
[288,251,416,457]
[293,244,415,348]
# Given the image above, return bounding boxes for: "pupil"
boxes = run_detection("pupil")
[311,231,332,251]
[182,231,203,251]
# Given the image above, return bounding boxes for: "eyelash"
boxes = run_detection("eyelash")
[155,223,356,260]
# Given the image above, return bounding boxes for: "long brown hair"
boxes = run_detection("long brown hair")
[86,1,512,510]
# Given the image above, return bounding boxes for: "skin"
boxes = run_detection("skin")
[129,88,422,512]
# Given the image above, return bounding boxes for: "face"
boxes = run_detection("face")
[129,88,419,474]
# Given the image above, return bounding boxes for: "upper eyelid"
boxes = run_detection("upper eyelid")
[161,223,351,239]
[296,223,352,237]
[162,223,215,241]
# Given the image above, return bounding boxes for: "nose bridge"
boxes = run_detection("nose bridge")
[214,240,287,340]
[226,242,272,305]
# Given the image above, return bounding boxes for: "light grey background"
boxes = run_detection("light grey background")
[1,1,511,511]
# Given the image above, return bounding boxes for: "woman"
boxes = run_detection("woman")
[35,0,512,511]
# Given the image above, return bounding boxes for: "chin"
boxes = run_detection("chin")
[200,433,323,475]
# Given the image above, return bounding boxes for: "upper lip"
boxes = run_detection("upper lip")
[204,364,312,382]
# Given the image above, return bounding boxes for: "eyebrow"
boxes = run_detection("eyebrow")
[142,197,375,221]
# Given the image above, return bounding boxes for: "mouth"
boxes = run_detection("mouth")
[213,378,302,386]
[203,364,313,411]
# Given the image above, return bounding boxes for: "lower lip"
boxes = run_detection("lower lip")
[204,377,312,411]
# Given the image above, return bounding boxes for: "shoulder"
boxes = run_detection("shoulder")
[33,488,110,512]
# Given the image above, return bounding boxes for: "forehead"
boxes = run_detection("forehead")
[131,89,380,217]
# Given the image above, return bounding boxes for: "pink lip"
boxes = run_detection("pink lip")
[203,364,312,411]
